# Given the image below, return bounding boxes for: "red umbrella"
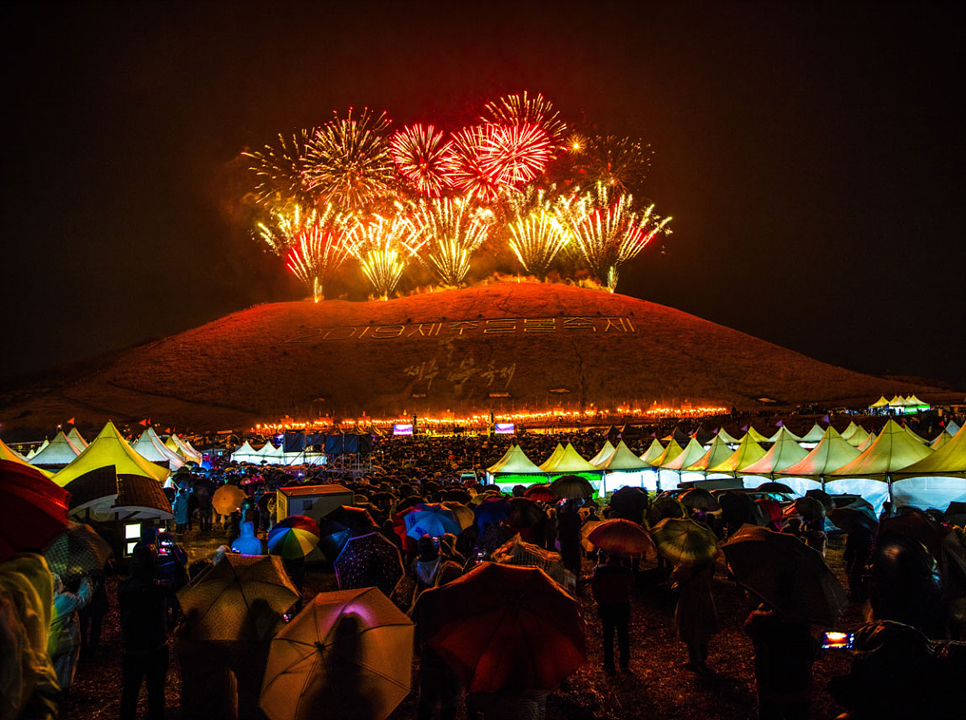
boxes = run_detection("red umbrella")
[420,562,585,693]
[0,460,70,562]
[587,519,655,558]
[524,483,557,503]
[755,498,783,527]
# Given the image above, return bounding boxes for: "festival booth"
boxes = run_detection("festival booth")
[254,440,284,465]
[706,434,767,479]
[596,441,651,493]
[639,438,665,465]
[683,436,736,484]
[29,430,83,469]
[132,427,185,470]
[891,426,966,510]
[165,433,203,464]
[740,427,810,493]
[658,438,708,490]
[540,443,604,491]
[826,419,934,513]
[741,426,770,444]
[54,421,169,488]
[539,444,565,472]
[0,437,53,477]
[777,426,859,497]
[486,444,547,491]
[647,439,684,489]
[714,428,741,447]
[589,441,616,468]
[66,427,88,449]
[797,423,827,449]
[230,440,261,464]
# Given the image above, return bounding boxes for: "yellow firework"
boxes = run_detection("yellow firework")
[243,129,314,208]
[285,226,353,302]
[303,108,394,210]
[483,91,567,149]
[256,204,348,255]
[507,211,568,278]
[412,196,491,286]
[347,213,425,298]
[557,183,671,290]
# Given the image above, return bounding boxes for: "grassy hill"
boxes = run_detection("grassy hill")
[0,283,945,435]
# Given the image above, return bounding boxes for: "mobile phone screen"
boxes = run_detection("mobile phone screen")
[822,631,854,649]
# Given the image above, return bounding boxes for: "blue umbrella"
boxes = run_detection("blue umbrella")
[474,497,510,530]
[405,503,462,539]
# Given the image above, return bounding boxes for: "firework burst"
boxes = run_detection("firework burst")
[507,210,568,278]
[412,196,491,286]
[390,124,453,196]
[444,125,505,202]
[256,204,348,255]
[479,123,553,186]
[303,108,394,209]
[578,135,653,193]
[347,213,425,298]
[558,183,671,291]
[285,226,354,302]
[483,91,567,149]
[244,130,314,208]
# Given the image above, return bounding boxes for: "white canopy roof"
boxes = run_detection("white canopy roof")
[589,441,617,468]
[66,427,88,449]
[780,425,860,477]
[132,428,185,470]
[29,431,82,467]
[685,436,734,472]
[830,419,934,478]
[539,444,566,472]
[708,434,767,473]
[640,438,665,465]
[661,438,709,471]
[543,443,601,473]
[798,423,827,444]
[596,441,648,471]
[741,427,810,476]
[487,445,545,475]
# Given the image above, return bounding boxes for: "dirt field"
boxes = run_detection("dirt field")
[66,530,863,720]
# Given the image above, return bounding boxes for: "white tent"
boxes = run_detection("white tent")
[589,441,617,468]
[741,427,770,444]
[539,444,566,472]
[658,438,708,489]
[857,433,877,452]
[766,425,803,443]
[798,423,827,448]
[132,428,185,470]
[684,436,735,481]
[231,441,260,463]
[715,428,741,445]
[639,438,665,465]
[778,425,859,498]
[165,433,203,464]
[66,428,88,449]
[26,439,49,460]
[890,420,966,510]
[827,419,934,513]
[844,424,871,448]
[28,431,82,468]
[741,427,811,495]
[597,441,652,493]
[486,445,546,487]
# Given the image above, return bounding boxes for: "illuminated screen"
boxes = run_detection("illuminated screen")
[393,424,414,436]
[125,523,141,540]
[125,541,138,556]
[495,423,515,435]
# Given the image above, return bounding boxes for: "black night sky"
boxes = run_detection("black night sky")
[2,2,963,388]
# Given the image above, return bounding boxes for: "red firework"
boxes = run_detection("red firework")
[390,124,453,196]
[443,125,506,201]
[478,123,553,185]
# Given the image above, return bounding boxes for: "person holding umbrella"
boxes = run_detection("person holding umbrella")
[591,552,634,674]
[48,573,92,699]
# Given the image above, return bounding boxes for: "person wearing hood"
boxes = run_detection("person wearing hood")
[48,573,93,699]
[173,490,190,537]
[230,522,263,556]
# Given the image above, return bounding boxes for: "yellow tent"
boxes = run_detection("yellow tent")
[539,444,566,472]
[0,438,54,478]
[639,438,665,465]
[686,436,735,472]
[741,426,770,444]
[741,427,810,477]
[708,434,767,474]
[53,421,169,488]
[830,420,933,478]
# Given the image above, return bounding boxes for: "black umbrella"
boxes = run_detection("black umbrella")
[507,497,545,528]
[805,489,835,511]
[334,531,405,598]
[550,475,594,501]
[757,482,794,494]
[609,487,649,522]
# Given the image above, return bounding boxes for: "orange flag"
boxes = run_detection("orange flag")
[67,417,75,425]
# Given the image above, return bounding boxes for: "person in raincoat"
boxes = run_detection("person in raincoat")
[230,522,263,556]
[172,489,190,537]
[0,553,61,720]
[48,573,93,698]
[671,558,718,672]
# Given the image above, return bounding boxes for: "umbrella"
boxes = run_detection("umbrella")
[609,486,650,521]
[177,553,299,642]
[212,484,247,516]
[757,482,794,494]
[44,520,112,582]
[268,516,321,560]
[442,489,471,503]
[0,459,70,562]
[441,501,475,531]
[647,496,686,526]
[550,475,595,501]
[394,495,425,514]
[405,503,462,539]
[587,519,655,558]
[524,483,557,503]
[722,524,847,626]
[507,497,544,528]
[334,531,405,598]
[790,496,826,522]
[259,588,413,720]
[829,502,878,533]
[419,562,585,693]
[474,497,511,529]
[681,488,719,511]
[805,489,835,511]
[650,517,718,565]
[754,498,783,526]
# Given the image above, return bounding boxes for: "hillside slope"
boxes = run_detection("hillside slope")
[0,283,942,433]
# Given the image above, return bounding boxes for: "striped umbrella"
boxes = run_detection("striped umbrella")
[268,515,320,560]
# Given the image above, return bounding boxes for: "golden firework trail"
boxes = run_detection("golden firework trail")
[244,129,314,208]
[412,196,491,286]
[285,226,354,302]
[507,209,568,278]
[483,91,567,149]
[347,213,425,298]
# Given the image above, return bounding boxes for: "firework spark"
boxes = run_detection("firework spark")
[285,226,354,302]
[558,183,671,291]
[303,108,394,209]
[412,196,491,286]
[479,123,553,186]
[578,135,653,193]
[507,210,568,278]
[244,130,314,208]
[256,204,347,255]
[444,125,505,202]
[347,213,425,298]
[483,91,567,148]
[390,124,453,196]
